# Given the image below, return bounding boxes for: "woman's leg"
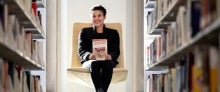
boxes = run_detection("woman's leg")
[90,61,103,91]
[101,61,114,92]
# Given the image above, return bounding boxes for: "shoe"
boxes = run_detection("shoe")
[97,88,104,92]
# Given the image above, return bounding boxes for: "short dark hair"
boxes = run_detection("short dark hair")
[91,5,106,16]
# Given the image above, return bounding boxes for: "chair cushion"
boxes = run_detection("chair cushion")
[68,23,127,84]
[67,67,128,84]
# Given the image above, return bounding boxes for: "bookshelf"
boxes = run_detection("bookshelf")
[145,0,220,91]
[146,18,220,70]
[0,0,45,91]
[5,0,45,39]
[0,41,43,70]
[1,0,45,70]
[147,0,184,35]
[145,0,220,70]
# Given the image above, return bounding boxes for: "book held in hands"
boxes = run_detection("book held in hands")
[92,39,107,60]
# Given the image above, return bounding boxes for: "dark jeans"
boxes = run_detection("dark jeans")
[90,60,115,92]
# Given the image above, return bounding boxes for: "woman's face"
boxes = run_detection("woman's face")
[92,10,105,27]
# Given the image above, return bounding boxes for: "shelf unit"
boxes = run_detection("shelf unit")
[1,0,45,70]
[0,41,44,70]
[146,17,220,71]
[145,0,220,71]
[5,0,45,39]
[144,0,220,91]
[145,0,220,67]
[148,0,184,35]
[1,0,45,91]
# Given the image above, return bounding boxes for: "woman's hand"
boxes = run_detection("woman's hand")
[89,54,111,60]
[106,54,112,60]
[88,54,96,60]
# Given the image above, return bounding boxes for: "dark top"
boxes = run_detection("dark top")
[78,25,120,65]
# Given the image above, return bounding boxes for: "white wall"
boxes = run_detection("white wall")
[66,0,127,67]
[64,0,127,92]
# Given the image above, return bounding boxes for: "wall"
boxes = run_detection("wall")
[64,0,127,92]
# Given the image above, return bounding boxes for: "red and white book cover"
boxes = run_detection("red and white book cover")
[92,39,107,60]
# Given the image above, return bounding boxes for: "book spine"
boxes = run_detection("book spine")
[190,1,201,37]
[218,34,220,92]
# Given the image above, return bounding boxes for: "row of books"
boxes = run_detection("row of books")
[146,45,220,92]
[156,0,178,23]
[199,0,219,30]
[147,5,188,64]
[146,6,186,66]
[0,58,43,92]
[146,0,220,35]
[145,37,161,67]
[145,6,187,67]
[22,0,42,25]
[190,0,220,37]
[146,0,178,34]
[145,0,220,67]
[146,9,157,34]
[0,3,44,68]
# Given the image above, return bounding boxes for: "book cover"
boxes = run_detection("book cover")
[18,27,25,53]
[209,0,217,23]
[37,41,44,67]
[171,68,177,92]
[0,58,3,87]
[218,0,220,17]
[0,80,2,92]
[92,39,107,60]
[32,0,37,16]
[25,32,33,58]
[200,0,211,29]
[161,29,167,58]
[209,46,219,92]
[219,35,220,92]
[178,6,188,46]
[192,46,209,92]
[0,18,3,43]
[22,71,29,92]
[191,1,201,37]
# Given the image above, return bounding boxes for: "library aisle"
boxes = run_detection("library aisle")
[144,0,220,92]
[6,0,220,91]
[0,0,145,92]
[0,0,46,92]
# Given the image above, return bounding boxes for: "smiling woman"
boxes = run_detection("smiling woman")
[66,0,130,91]
[69,22,127,92]
[91,6,106,31]
[77,5,121,92]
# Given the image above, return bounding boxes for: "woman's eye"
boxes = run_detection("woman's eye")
[98,15,102,17]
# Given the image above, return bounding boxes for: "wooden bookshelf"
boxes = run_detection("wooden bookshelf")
[0,0,45,70]
[146,18,220,71]
[5,0,45,39]
[0,0,45,91]
[145,0,220,91]
[148,0,184,35]
[0,41,44,70]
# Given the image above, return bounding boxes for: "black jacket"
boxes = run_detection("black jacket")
[78,25,120,65]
